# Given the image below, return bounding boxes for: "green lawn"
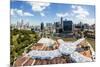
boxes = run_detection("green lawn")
[86,38,95,51]
[62,38,77,42]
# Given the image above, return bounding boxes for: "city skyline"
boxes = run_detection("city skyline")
[10,1,95,25]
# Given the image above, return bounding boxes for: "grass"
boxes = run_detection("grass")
[86,38,95,51]
[62,37,77,42]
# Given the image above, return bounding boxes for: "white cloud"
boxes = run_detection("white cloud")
[11,9,17,15]
[11,9,34,16]
[40,12,45,17]
[27,2,50,12]
[56,12,68,17]
[76,14,86,19]
[11,9,14,15]
[71,5,95,25]
[83,18,95,25]
[72,5,89,18]
[24,12,34,16]
[71,5,76,9]
[17,9,23,16]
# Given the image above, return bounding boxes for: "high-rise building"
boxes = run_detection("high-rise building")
[63,20,73,32]
[41,22,44,31]
[46,23,53,33]
[54,22,61,33]
[16,19,31,30]
[46,23,52,28]
[20,19,23,29]
[61,17,63,31]
[75,22,84,31]
[83,23,89,29]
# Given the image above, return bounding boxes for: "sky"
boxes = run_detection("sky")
[10,1,95,26]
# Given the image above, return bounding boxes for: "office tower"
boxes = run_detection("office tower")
[61,17,63,31]
[63,20,73,32]
[41,22,44,31]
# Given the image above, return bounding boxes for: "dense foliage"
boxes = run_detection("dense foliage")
[10,29,39,65]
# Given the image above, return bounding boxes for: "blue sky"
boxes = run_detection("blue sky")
[10,1,95,25]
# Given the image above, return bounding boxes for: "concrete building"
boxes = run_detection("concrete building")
[63,20,73,33]
[41,22,44,31]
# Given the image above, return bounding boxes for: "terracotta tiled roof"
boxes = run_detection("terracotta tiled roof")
[14,38,93,66]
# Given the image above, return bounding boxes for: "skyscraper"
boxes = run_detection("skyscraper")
[61,17,63,31]
[41,22,44,31]
[63,20,73,32]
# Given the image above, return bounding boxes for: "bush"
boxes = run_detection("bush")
[10,29,38,65]
[12,29,19,35]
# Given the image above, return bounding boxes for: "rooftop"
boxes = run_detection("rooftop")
[13,38,95,66]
